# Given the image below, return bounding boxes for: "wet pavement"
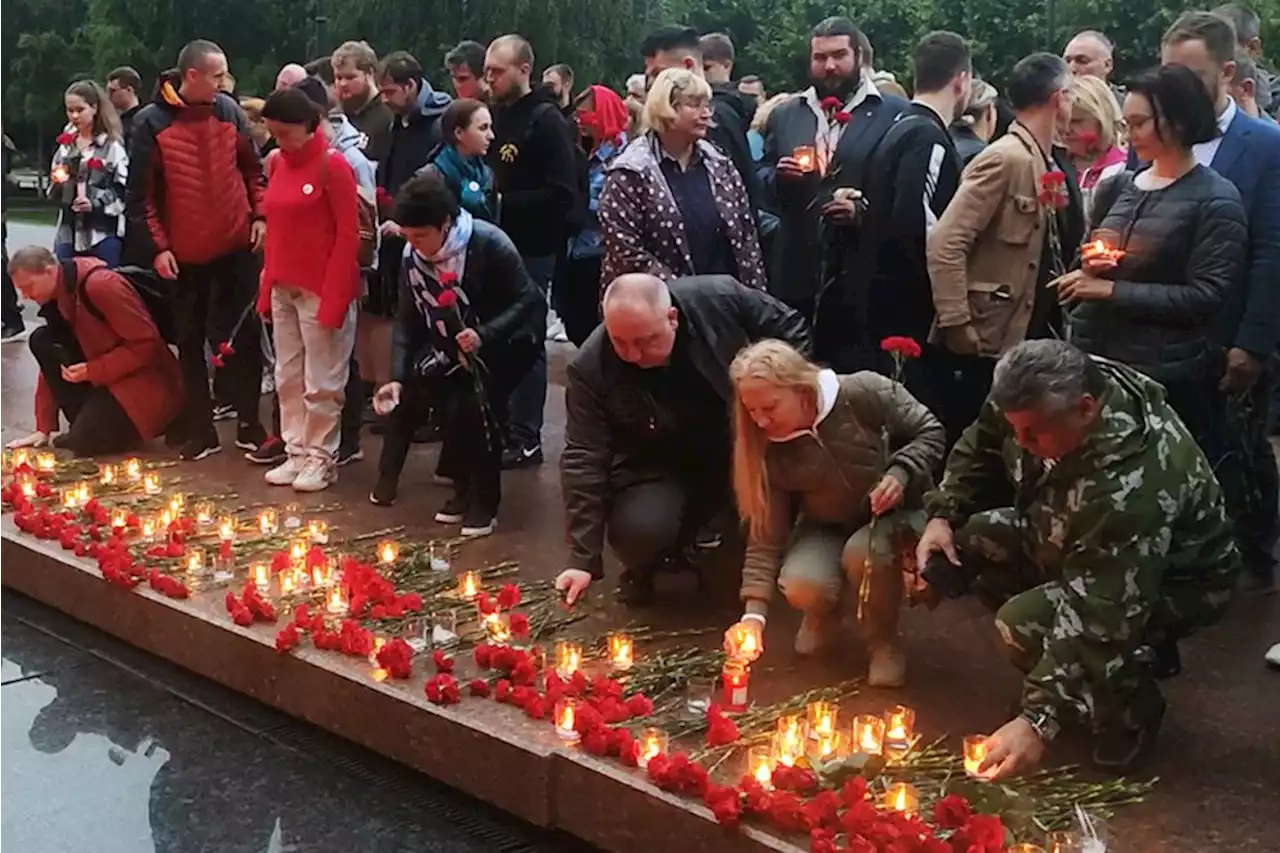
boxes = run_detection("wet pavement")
[3,221,1279,852]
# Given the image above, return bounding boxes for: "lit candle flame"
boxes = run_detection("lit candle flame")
[124,458,142,480]
[308,520,328,542]
[559,705,574,730]
[378,541,398,564]
[99,464,116,485]
[76,481,91,503]
[894,788,907,811]
[327,586,348,614]
[254,563,270,590]
[258,510,277,535]
[12,448,31,468]
[36,452,56,471]
[141,518,158,538]
[143,473,161,494]
[461,571,479,599]
[608,634,634,670]
[753,759,772,786]
[187,550,204,572]
[281,572,294,594]
[21,481,37,499]
[218,517,236,540]
[51,164,69,184]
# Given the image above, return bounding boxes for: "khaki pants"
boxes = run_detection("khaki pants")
[777,510,925,646]
[271,287,356,462]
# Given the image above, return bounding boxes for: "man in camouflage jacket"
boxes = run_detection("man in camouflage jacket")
[916,341,1239,776]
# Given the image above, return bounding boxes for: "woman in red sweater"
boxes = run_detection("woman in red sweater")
[257,87,360,492]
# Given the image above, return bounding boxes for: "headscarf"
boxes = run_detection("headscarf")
[577,84,629,152]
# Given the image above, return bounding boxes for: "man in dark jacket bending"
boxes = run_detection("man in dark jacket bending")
[555,273,810,606]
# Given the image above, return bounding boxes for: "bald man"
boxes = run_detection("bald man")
[1063,31,1114,81]
[556,274,811,606]
[274,62,308,91]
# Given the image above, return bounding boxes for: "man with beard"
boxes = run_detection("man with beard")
[331,41,392,167]
[760,17,906,326]
[485,34,579,469]
[641,26,761,216]
[830,32,969,407]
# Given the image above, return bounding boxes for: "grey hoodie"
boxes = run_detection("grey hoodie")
[327,112,376,193]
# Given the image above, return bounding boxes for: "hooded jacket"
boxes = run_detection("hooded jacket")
[125,71,264,265]
[327,113,377,193]
[377,80,452,198]
[710,83,762,214]
[488,84,579,257]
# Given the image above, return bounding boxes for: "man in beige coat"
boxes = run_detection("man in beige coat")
[926,53,1077,444]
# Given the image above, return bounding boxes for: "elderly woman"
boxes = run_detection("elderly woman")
[1064,75,1127,219]
[722,339,945,687]
[598,68,766,290]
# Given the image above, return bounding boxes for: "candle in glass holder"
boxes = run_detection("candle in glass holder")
[289,537,308,565]
[774,716,807,767]
[160,508,174,530]
[807,701,837,740]
[883,782,918,815]
[313,558,335,588]
[10,448,31,470]
[218,516,236,541]
[432,608,459,646]
[141,515,159,541]
[607,633,634,671]
[1046,831,1085,853]
[143,472,161,495]
[793,144,816,173]
[186,547,205,574]
[809,730,843,761]
[721,657,750,713]
[728,622,761,662]
[36,451,57,471]
[280,571,296,595]
[852,714,885,756]
[258,509,279,536]
[123,457,142,481]
[963,734,989,779]
[75,481,92,504]
[252,562,271,592]
[110,508,129,530]
[555,640,582,679]
[1082,239,1123,265]
[553,698,581,743]
[1008,846,1047,853]
[307,519,329,544]
[212,548,235,583]
[19,478,36,500]
[99,464,117,486]
[637,727,668,769]
[458,571,480,599]
[194,502,215,526]
[486,613,512,646]
[61,488,79,510]
[428,542,451,572]
[326,586,349,615]
[747,745,775,790]
[167,493,185,515]
[884,704,915,751]
[378,539,398,565]
[282,502,302,530]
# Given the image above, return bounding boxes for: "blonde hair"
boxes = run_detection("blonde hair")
[239,97,266,121]
[642,68,712,134]
[730,339,823,541]
[958,79,998,127]
[1072,74,1123,152]
[751,92,794,134]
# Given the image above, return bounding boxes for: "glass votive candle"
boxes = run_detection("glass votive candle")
[458,571,480,599]
[431,608,459,647]
[218,516,237,541]
[167,493,184,515]
[194,502,215,526]
[1046,831,1084,853]
[377,539,398,565]
[428,542,452,572]
[36,451,57,471]
[852,714,885,755]
[279,571,296,596]
[282,502,302,529]
[727,622,761,662]
[683,675,715,717]
[212,549,235,583]
[775,715,807,751]
[160,508,174,530]
[307,519,329,544]
[258,509,279,536]
[251,562,271,593]
[123,457,142,481]
[807,700,838,740]
[793,144,816,173]
[772,729,805,768]
[485,613,512,646]
[312,557,335,588]
[289,536,308,565]
[10,448,31,470]
[809,730,843,761]
[402,616,430,653]
[747,745,775,790]
[555,640,582,679]
[963,734,989,779]
[553,698,581,743]
[76,481,92,503]
[325,585,349,615]
[884,704,915,751]
[607,633,634,671]
[110,508,129,530]
[61,488,79,510]
[99,464,117,486]
[185,547,205,574]
[883,782,918,815]
[1008,846,1047,853]
[143,472,161,495]
[140,515,159,541]
[636,727,668,769]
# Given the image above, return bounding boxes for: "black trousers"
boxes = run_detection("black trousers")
[2,226,23,332]
[929,349,996,451]
[29,326,139,455]
[554,255,602,347]
[172,251,263,440]
[607,460,732,574]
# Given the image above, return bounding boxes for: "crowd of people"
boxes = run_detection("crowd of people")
[4,2,1280,781]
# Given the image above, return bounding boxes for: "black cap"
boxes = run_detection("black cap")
[294,76,329,110]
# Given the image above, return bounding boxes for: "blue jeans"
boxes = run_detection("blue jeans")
[507,254,553,449]
[55,236,123,268]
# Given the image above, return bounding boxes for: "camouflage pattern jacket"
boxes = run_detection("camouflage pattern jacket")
[926,358,1239,723]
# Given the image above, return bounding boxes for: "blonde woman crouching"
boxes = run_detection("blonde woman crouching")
[722,340,945,686]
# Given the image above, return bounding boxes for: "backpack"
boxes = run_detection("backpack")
[61,260,177,343]
[268,149,378,268]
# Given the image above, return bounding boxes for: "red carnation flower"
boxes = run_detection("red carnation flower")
[1038,170,1070,210]
[474,642,494,669]
[833,110,852,125]
[820,96,842,111]
[436,287,459,310]
[56,132,75,146]
[275,624,301,653]
[496,583,521,609]
[438,270,459,286]
[85,157,105,170]
[932,793,972,829]
[376,638,414,678]
[467,679,491,697]
[217,341,235,357]
[582,729,610,756]
[625,693,653,717]
[375,186,395,213]
[950,814,1006,853]
[474,591,496,616]
[880,336,922,359]
[210,355,225,368]
[432,649,455,673]
[509,612,530,637]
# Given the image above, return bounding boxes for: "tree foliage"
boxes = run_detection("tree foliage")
[5,0,1280,157]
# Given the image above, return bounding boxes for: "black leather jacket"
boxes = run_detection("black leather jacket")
[561,275,811,575]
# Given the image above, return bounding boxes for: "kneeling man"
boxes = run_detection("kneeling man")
[556,273,810,605]
[917,340,1238,776]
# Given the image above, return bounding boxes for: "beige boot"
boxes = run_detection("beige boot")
[867,641,907,687]
[794,613,835,656]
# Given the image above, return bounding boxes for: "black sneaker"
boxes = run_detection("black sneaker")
[502,443,543,469]
[336,444,364,467]
[460,508,496,538]
[1091,692,1166,773]
[213,403,236,421]
[235,422,268,451]
[413,423,442,444]
[245,435,287,465]
[370,475,398,507]
[1,322,27,342]
[180,433,222,462]
[614,569,655,606]
[434,495,468,524]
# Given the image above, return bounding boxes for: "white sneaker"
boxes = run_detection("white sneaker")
[1266,642,1280,669]
[547,311,569,343]
[292,456,335,492]
[264,456,305,486]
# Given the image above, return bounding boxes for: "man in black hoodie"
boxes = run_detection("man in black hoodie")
[485,34,579,468]
[642,26,761,216]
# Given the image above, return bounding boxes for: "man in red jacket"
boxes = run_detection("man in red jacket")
[4,247,181,456]
[126,38,268,461]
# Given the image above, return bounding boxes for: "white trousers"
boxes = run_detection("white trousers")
[271,287,356,461]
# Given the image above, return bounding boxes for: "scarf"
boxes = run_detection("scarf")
[433,145,494,221]
[404,209,476,365]
[578,85,630,152]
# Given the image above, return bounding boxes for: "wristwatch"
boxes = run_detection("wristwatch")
[1019,708,1060,743]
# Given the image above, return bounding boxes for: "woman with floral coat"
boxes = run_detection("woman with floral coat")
[49,81,128,267]
[598,68,765,291]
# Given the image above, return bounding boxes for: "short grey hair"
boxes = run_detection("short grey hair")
[990,340,1106,414]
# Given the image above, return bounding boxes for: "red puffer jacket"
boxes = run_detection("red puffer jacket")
[125,73,264,266]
